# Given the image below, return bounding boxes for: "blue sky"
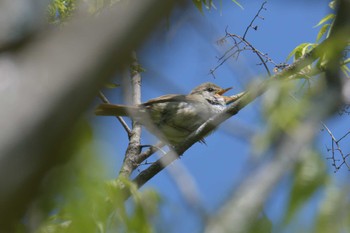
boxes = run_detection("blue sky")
[92,0,350,232]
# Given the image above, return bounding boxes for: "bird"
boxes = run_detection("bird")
[95,82,240,146]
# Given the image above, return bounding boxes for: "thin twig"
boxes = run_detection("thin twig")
[322,122,350,171]
[211,2,278,78]
[242,1,267,39]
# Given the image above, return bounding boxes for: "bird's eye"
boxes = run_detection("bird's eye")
[207,87,214,92]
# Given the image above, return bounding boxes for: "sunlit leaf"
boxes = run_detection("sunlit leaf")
[232,0,244,9]
[316,24,330,42]
[283,150,328,224]
[314,14,335,28]
[329,1,336,9]
[286,43,313,61]
[104,82,121,89]
[193,0,203,13]
[315,186,350,233]
[341,65,350,78]
[247,213,272,233]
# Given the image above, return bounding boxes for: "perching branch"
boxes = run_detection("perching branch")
[119,52,143,178]
[133,7,350,186]
[132,37,330,187]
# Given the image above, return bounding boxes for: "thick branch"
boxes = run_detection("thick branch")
[204,0,349,231]
[0,0,181,229]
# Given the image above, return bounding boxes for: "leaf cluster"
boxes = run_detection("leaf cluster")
[192,0,243,13]
[48,0,76,23]
[287,1,350,78]
[31,122,160,233]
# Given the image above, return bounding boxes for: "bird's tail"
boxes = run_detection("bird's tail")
[95,103,139,116]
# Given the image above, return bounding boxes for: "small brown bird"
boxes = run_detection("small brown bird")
[95,82,239,145]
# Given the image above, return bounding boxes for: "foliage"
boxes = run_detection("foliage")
[286,0,350,78]
[26,120,161,233]
[36,0,350,233]
[48,0,76,23]
[192,0,243,12]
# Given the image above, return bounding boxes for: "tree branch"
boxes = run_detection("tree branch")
[0,0,181,229]
[132,33,344,188]
[204,0,349,231]
[119,52,143,178]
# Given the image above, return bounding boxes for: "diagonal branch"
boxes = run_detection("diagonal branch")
[0,0,181,229]
[132,35,338,188]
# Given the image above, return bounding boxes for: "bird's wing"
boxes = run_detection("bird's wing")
[143,94,195,106]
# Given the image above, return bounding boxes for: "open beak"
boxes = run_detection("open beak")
[217,87,232,95]
[216,87,234,104]
[224,92,246,104]
[216,87,245,104]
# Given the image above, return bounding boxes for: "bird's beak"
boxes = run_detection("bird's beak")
[217,87,232,95]
[224,92,246,104]
[216,87,245,104]
[222,95,236,104]
[216,87,233,104]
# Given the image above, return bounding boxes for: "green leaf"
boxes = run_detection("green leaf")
[329,1,336,9]
[286,43,306,61]
[283,150,328,224]
[104,82,120,89]
[247,213,272,233]
[314,14,335,28]
[232,0,244,9]
[341,65,350,78]
[316,24,330,42]
[286,43,314,61]
[193,0,203,13]
[314,186,350,233]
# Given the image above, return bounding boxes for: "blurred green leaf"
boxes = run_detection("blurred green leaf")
[316,24,330,42]
[193,0,203,13]
[104,82,121,89]
[31,119,160,233]
[232,0,244,9]
[247,213,273,233]
[329,1,336,9]
[283,149,328,224]
[286,43,315,61]
[314,186,350,233]
[47,0,76,23]
[314,14,335,28]
[341,64,350,78]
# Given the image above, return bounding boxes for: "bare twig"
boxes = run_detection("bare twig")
[135,141,165,165]
[211,1,273,77]
[242,1,267,39]
[212,31,276,77]
[322,123,350,171]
